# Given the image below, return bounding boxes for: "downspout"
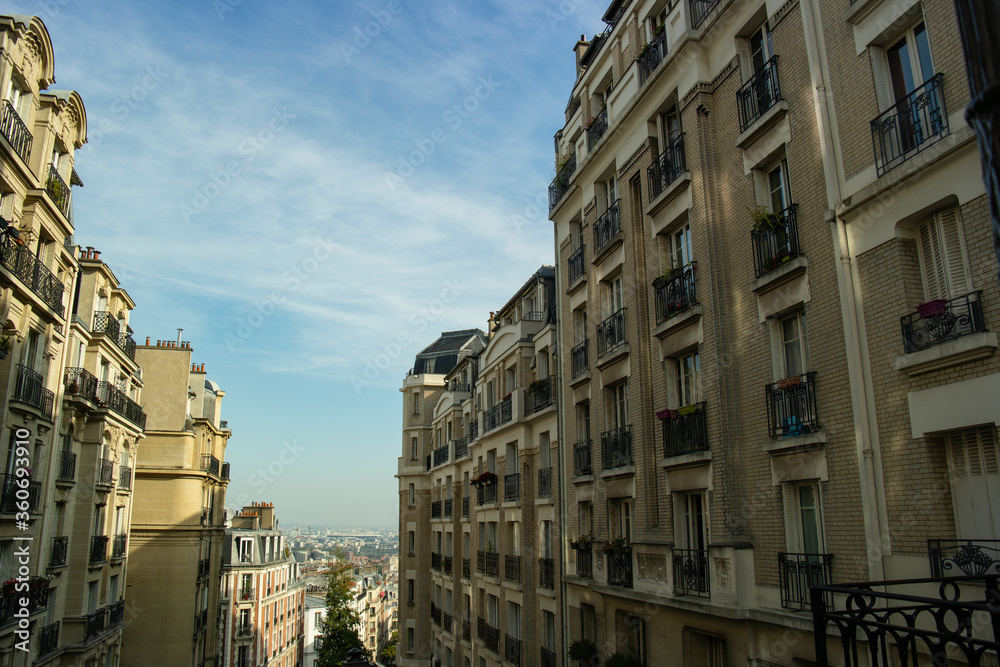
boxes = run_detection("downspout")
[553,219,572,664]
[799,0,887,580]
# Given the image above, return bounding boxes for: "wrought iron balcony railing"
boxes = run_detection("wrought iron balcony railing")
[39,621,59,656]
[46,166,71,218]
[1,100,32,163]
[221,461,230,480]
[92,312,137,360]
[430,602,441,626]
[477,550,486,574]
[197,557,210,580]
[576,546,593,578]
[236,623,255,639]
[1,473,41,513]
[593,199,621,255]
[0,579,49,624]
[549,154,577,211]
[0,231,65,315]
[648,133,686,201]
[901,291,985,353]
[484,622,500,653]
[541,647,557,667]
[90,535,109,564]
[50,536,68,567]
[673,548,709,596]
[538,467,552,498]
[118,465,133,491]
[778,552,832,610]
[587,105,609,150]
[751,204,801,278]
[928,539,1000,577]
[96,458,114,486]
[597,308,626,357]
[85,606,107,639]
[568,244,585,284]
[442,610,453,632]
[506,634,523,666]
[94,381,146,429]
[574,440,592,476]
[463,619,471,641]
[462,496,470,517]
[476,478,497,505]
[871,73,948,177]
[663,402,709,457]
[690,0,721,28]
[431,500,441,518]
[12,364,54,419]
[601,425,632,470]
[112,534,128,560]
[109,600,125,628]
[239,586,254,601]
[433,444,449,467]
[737,56,782,133]
[444,498,453,518]
[765,371,819,438]
[525,376,555,415]
[539,557,555,589]
[653,263,697,324]
[572,340,588,378]
[606,546,633,587]
[462,557,470,579]
[485,551,499,578]
[505,554,521,583]
[504,473,520,502]
[431,552,441,571]
[454,436,470,459]
[58,450,77,482]
[484,395,512,432]
[202,454,220,477]
[443,555,453,575]
[638,31,668,86]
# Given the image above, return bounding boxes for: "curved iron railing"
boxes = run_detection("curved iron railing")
[928,539,1000,577]
[663,401,709,457]
[690,0,721,28]
[638,31,669,86]
[572,340,589,378]
[606,546,633,587]
[871,73,948,177]
[568,244,585,284]
[601,425,632,470]
[673,548,709,596]
[548,154,577,210]
[901,291,984,353]
[648,133,687,201]
[597,308,626,357]
[12,364,54,419]
[765,371,818,439]
[46,166,71,218]
[574,440,592,476]
[484,395,512,432]
[587,105,609,150]
[778,552,832,610]
[1,100,32,163]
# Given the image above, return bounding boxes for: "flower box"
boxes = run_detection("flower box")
[916,299,948,318]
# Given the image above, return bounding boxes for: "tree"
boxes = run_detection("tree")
[316,559,365,666]
[379,631,398,665]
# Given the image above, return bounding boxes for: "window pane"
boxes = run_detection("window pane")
[887,38,915,99]
[799,485,821,554]
[913,23,933,83]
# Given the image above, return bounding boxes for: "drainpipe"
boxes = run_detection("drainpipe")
[800,0,887,580]
[553,222,572,662]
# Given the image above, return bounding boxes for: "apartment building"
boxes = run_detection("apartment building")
[351,571,390,660]
[548,0,993,664]
[302,594,325,667]
[220,502,305,667]
[121,342,231,667]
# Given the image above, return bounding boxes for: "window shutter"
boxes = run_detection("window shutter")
[918,219,946,300]
[781,484,801,552]
[708,638,729,667]
[937,208,972,297]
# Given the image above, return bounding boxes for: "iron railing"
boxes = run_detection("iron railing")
[462,558,470,579]
[0,232,65,315]
[202,455,220,477]
[504,473,520,502]
[118,465,133,491]
[1,100,32,163]
[96,458,114,486]
[431,602,441,626]
[484,395,512,432]
[485,551,499,578]
[574,440,592,476]
[737,56,781,133]
[58,450,76,482]
[568,244,585,284]
[92,312,137,360]
[540,557,555,589]
[638,31,668,86]
[112,534,128,560]
[751,204,801,278]
[663,402,709,457]
[778,552,832,610]
[597,308,626,357]
[239,586,254,601]
[90,535,109,564]
[505,555,521,583]
[476,479,497,505]
[95,381,146,429]
[538,467,552,498]
[197,557,210,580]
[443,611,453,632]
[648,133,687,201]
[454,437,470,459]
[477,550,486,574]
[928,539,1000,577]
[587,105,609,150]
[462,496,470,517]
[525,376,555,415]
[444,498,453,518]
[50,536,68,567]
[765,371,819,438]
[39,621,59,655]
[576,546,593,578]
[673,548,710,597]
[236,623,255,639]
[593,199,621,254]
[64,367,100,402]
[601,425,632,470]
[431,552,442,571]
[463,619,471,641]
[505,634,523,666]
[443,556,453,575]
[654,263,697,323]
[541,647,557,667]
[431,501,442,518]
[433,444,449,467]
[0,473,42,513]
[871,73,948,177]
[85,607,107,639]
[572,340,588,378]
[12,364,54,419]
[607,546,633,587]
[690,0,721,28]
[0,580,48,624]
[485,622,500,653]
[221,462,231,480]
[901,291,985,353]
[549,154,577,210]
[46,166,71,218]
[109,600,125,627]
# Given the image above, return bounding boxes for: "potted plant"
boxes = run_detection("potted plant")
[917,299,949,318]
[635,42,651,60]
[569,638,600,667]
[749,205,783,234]
[602,536,627,553]
[471,471,497,488]
[527,378,548,395]
[678,403,698,416]
[570,532,593,550]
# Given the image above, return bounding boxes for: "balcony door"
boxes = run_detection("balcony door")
[679,492,707,552]
[885,22,934,152]
[609,383,628,431]
[947,427,1000,540]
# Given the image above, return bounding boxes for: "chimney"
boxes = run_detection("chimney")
[145,337,151,346]
[575,35,590,77]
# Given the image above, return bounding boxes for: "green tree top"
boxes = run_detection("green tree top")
[316,558,365,666]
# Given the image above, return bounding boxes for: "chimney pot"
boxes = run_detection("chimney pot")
[145,337,150,345]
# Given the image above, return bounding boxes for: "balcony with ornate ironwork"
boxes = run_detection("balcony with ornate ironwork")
[901,291,985,354]
[433,444,449,467]
[84,607,107,640]
[94,380,146,429]
[443,556,453,575]
[541,647,557,667]
[1,100,32,163]
[46,166,71,218]
[1,473,41,513]
[485,552,499,578]
[871,73,948,177]
[235,623,255,641]
[0,232,65,315]
[525,376,555,415]
[737,56,782,133]
[57,450,76,483]
[92,311,138,362]
[11,364,54,419]
[50,536,68,567]
[637,30,668,86]
[475,478,497,505]
[605,546,633,587]
[662,402,708,457]
[463,618,471,641]
[118,465,133,491]
[477,550,486,574]
[574,440,592,476]
[653,263,697,324]
[222,462,231,480]
[928,539,1000,577]
[648,133,687,202]
[96,458,114,486]
[568,245,585,285]
[484,395,512,432]
[197,557,210,580]
[597,308,626,358]
[109,600,125,628]
[586,105,609,150]
[765,371,819,438]
[593,199,621,255]
[571,340,588,379]
[462,558,470,579]
[112,535,128,561]
[454,436,470,459]
[506,634,523,666]
[442,610,453,633]
[778,552,832,610]
[673,548,709,597]
[576,546,593,578]
[504,473,520,502]
[0,578,49,624]
[751,204,801,278]
[601,425,632,470]
[549,154,577,211]
[39,621,59,656]
[202,454,220,477]
[431,500,442,519]
[504,555,521,583]
[538,467,552,498]
[90,535,109,564]
[539,557,555,589]
[444,498,453,518]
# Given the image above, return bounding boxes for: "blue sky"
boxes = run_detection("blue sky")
[10,0,608,526]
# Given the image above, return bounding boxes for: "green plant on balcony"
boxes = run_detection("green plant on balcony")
[653,23,665,37]
[635,42,651,60]
[584,105,607,131]
[570,532,593,550]
[749,205,783,233]
[602,536,627,553]
[569,638,599,665]
[526,378,548,395]
[46,176,67,204]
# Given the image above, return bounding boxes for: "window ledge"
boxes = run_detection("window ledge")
[592,233,623,266]
[763,430,827,455]
[752,255,808,294]
[736,100,789,150]
[653,305,702,340]
[659,450,712,469]
[567,273,587,295]
[599,465,636,480]
[645,172,692,218]
[569,371,591,388]
[573,473,595,485]
[845,0,890,25]
[596,343,630,370]
[894,332,998,376]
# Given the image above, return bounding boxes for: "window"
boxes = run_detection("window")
[577,403,590,442]
[407,531,414,555]
[748,21,773,74]
[544,611,556,651]
[540,521,552,558]
[4,77,30,120]
[677,492,707,551]
[573,309,587,344]
[508,602,521,639]
[578,502,593,536]
[780,312,808,378]
[411,437,418,460]
[658,105,681,145]
[407,579,414,604]
[487,594,499,626]
[581,604,597,642]
[677,351,701,406]
[783,481,825,554]
[617,611,646,663]
[766,160,790,214]
[885,22,934,105]
[602,276,624,319]
[608,383,628,430]
[408,483,415,506]
[946,426,1000,540]
[670,223,693,271]
[610,498,633,543]
[412,392,419,414]
[916,207,972,301]
[603,175,618,212]
[407,627,414,652]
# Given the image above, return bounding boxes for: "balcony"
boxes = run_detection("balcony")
[901,291,985,353]
[484,395,512,432]
[39,621,59,656]
[197,557,210,580]
[431,501,442,519]
[648,133,687,202]
[462,496,470,517]
[673,548,709,597]
[90,535,109,564]
[443,556,453,576]
[46,166,71,218]
[0,233,64,315]
[454,436,470,459]
[525,376,555,415]
[462,558,470,579]
[601,425,632,470]
[442,611,452,633]
[928,539,1000,577]
[477,550,486,574]
[85,607,107,639]
[653,263,697,324]
[690,0,721,28]
[118,465,133,491]
[597,308,627,358]
[50,536,68,567]
[504,473,520,502]
[430,602,441,626]
[485,551,499,578]
[476,478,497,505]
[576,546,593,578]
[586,105,609,150]
[539,557,555,589]
[239,586,254,601]
[538,467,552,498]
[637,30,668,86]
[871,73,948,177]
[765,371,819,439]
[0,473,41,513]
[112,535,128,561]
[202,454,220,477]
[92,312,137,360]
[0,579,49,624]
[221,461,231,480]
[93,380,146,429]
[505,634,523,666]
[574,440,592,476]
[484,621,500,653]
[1,100,32,163]
[549,154,577,211]
[202,507,213,526]
[593,199,621,255]
[236,623,255,640]
[751,204,801,278]
[109,600,125,628]
[541,647,557,667]
[737,56,782,133]
[662,402,709,457]
[606,546,633,587]
[568,245,585,285]
[505,555,522,583]
[571,340,588,378]
[463,619,471,641]
[431,552,442,571]
[96,458,115,486]
[58,450,76,482]
[444,498,453,518]
[11,364,54,419]
[433,444,449,467]
[777,552,832,610]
